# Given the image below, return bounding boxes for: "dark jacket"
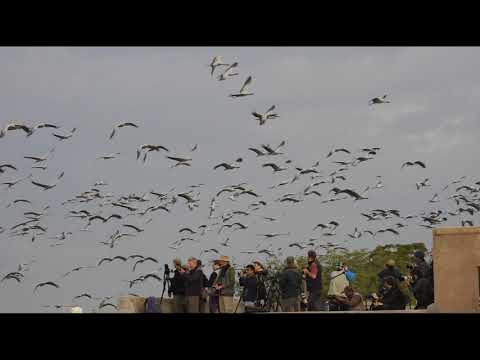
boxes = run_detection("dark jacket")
[279,266,302,299]
[170,269,186,296]
[381,287,407,310]
[208,271,218,287]
[184,267,204,297]
[377,267,404,294]
[414,260,429,279]
[412,277,434,308]
[239,275,258,302]
[306,259,322,293]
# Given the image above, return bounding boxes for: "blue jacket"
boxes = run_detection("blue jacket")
[239,275,258,302]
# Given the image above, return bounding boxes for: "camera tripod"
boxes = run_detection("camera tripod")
[159,264,172,310]
[261,276,282,312]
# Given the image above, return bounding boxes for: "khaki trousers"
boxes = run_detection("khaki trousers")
[218,296,234,313]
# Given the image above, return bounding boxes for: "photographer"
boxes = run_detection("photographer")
[182,257,205,313]
[377,259,404,296]
[371,276,407,311]
[303,250,323,311]
[207,261,221,313]
[253,261,268,306]
[278,257,302,312]
[213,255,236,313]
[238,264,258,311]
[170,258,187,313]
[405,251,433,309]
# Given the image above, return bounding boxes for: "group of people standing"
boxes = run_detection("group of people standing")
[166,249,434,313]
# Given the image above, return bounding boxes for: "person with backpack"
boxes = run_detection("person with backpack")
[327,263,350,311]
[410,267,434,309]
[303,250,324,311]
[213,255,236,313]
[278,256,302,312]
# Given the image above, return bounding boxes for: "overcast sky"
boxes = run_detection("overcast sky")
[0,47,479,312]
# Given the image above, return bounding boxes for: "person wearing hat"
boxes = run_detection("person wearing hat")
[213,255,236,313]
[278,256,302,312]
[303,250,324,311]
[412,251,429,279]
[409,250,433,309]
[170,258,187,313]
[377,259,404,297]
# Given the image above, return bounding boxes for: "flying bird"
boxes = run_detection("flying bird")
[262,163,287,172]
[209,56,230,76]
[229,76,254,98]
[252,105,279,126]
[122,224,144,233]
[326,148,350,158]
[109,122,139,140]
[369,94,390,105]
[217,62,239,80]
[401,161,426,169]
[132,257,158,272]
[53,128,76,141]
[34,281,60,293]
[0,164,17,173]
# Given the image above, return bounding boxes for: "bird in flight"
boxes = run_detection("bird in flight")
[213,158,242,171]
[34,281,60,293]
[401,161,426,169]
[368,94,390,105]
[262,162,287,173]
[252,105,279,126]
[217,62,239,81]
[31,172,65,191]
[109,122,139,140]
[0,122,32,137]
[53,127,76,141]
[326,148,350,158]
[97,152,121,160]
[209,56,230,77]
[229,76,254,98]
[0,163,17,174]
[24,148,55,163]
[416,178,431,190]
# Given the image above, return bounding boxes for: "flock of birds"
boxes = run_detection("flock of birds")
[0,55,479,312]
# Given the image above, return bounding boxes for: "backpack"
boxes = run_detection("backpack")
[345,270,357,282]
[144,296,159,313]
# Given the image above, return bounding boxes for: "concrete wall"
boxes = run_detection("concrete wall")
[117,296,244,313]
[433,227,480,313]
